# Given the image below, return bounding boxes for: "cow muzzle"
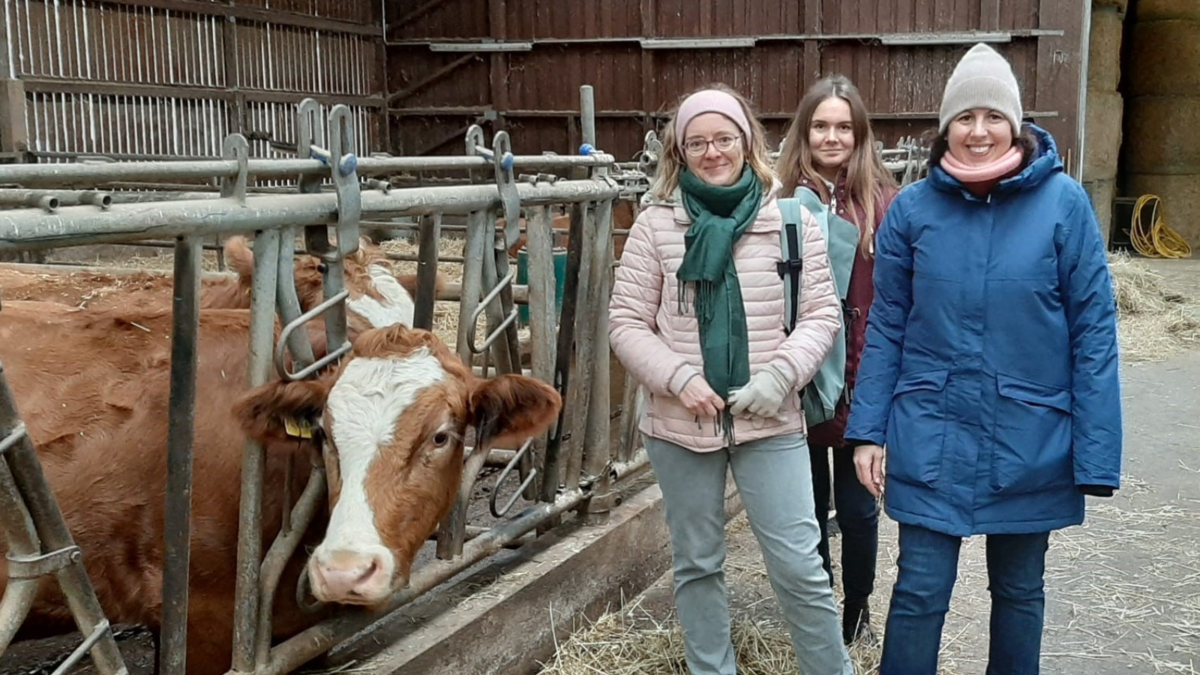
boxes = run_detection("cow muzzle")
[308,546,395,605]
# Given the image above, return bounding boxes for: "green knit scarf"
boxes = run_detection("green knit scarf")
[676,166,763,440]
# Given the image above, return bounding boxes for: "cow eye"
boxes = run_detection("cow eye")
[432,432,451,446]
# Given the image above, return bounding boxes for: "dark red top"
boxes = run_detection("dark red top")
[797,175,899,450]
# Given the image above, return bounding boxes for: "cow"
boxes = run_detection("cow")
[0,307,560,674]
[0,236,443,331]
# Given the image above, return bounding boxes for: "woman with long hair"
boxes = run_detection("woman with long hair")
[776,74,899,645]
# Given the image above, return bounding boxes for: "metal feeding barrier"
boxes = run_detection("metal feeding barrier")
[0,86,646,675]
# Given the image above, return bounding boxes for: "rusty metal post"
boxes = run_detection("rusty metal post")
[524,205,558,499]
[581,197,614,521]
[561,202,596,492]
[159,235,202,675]
[413,214,442,330]
[437,208,488,559]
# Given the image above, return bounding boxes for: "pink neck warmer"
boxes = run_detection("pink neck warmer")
[939,146,1023,185]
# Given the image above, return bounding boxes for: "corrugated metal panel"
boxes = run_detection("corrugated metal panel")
[236,0,374,24]
[8,0,225,86]
[4,0,386,163]
[239,23,375,95]
[25,91,229,157]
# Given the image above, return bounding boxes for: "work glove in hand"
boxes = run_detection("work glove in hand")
[728,364,790,420]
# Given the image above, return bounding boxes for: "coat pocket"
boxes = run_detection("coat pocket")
[886,369,950,488]
[990,374,1074,494]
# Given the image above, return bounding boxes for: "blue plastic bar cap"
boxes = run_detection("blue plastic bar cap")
[339,154,359,177]
[579,143,595,156]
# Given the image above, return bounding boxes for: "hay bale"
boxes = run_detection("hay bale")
[1088,5,1125,90]
[1124,172,1200,247]
[1135,0,1200,20]
[1108,252,1200,362]
[1084,178,1117,243]
[1124,95,1200,175]
[1083,89,1123,180]
[1127,20,1200,95]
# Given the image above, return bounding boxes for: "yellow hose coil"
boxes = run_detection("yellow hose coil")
[1130,194,1192,259]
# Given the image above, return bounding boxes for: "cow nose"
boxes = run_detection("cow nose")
[310,549,390,603]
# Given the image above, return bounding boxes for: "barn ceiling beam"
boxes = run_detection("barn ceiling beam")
[20,78,386,109]
[387,29,1065,51]
[94,0,380,37]
[387,107,1061,121]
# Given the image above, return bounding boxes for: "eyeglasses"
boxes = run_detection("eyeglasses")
[683,135,742,157]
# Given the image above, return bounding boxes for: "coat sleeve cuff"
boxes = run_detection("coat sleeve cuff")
[668,364,701,397]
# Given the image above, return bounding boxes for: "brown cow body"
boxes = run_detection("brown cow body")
[0,303,325,670]
[0,289,558,672]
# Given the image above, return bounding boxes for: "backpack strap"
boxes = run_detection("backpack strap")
[776,198,804,334]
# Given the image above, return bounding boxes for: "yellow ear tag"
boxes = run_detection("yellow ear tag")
[283,416,313,439]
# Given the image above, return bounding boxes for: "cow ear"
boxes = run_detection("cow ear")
[468,374,562,449]
[224,236,255,280]
[233,378,331,446]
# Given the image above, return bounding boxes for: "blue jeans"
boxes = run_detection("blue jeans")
[881,524,1051,675]
[644,433,853,675]
[808,441,879,606]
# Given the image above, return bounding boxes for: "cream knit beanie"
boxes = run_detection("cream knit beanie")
[938,43,1023,133]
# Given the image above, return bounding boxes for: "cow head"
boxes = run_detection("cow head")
[233,324,561,607]
[224,236,442,330]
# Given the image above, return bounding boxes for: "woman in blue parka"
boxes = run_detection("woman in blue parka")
[845,43,1122,674]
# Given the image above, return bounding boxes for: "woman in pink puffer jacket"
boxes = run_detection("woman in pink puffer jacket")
[608,85,852,675]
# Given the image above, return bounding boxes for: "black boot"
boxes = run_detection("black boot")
[843,601,877,646]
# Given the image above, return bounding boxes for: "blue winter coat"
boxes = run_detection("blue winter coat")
[844,125,1122,537]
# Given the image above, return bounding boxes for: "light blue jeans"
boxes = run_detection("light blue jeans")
[645,433,853,675]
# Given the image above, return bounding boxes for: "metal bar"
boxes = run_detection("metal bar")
[159,235,202,675]
[254,465,327,667]
[488,438,536,518]
[437,208,489,559]
[274,291,353,381]
[539,201,586,503]
[386,107,1061,121]
[49,619,114,675]
[274,228,317,370]
[0,437,41,655]
[385,29,1063,48]
[0,155,616,187]
[0,371,127,674]
[412,214,441,330]
[230,228,281,673]
[0,180,619,252]
[255,486,602,675]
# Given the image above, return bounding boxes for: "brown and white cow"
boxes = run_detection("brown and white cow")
[0,236,442,332]
[0,303,560,674]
